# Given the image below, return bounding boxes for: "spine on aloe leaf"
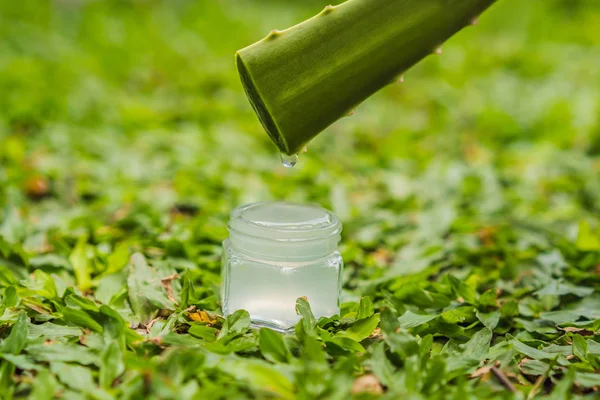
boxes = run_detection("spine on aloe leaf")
[236,0,498,155]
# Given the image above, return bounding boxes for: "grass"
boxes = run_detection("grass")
[1,0,600,398]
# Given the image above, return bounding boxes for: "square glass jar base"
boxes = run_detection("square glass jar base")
[250,318,296,333]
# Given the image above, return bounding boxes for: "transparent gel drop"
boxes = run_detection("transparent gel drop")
[280,153,298,168]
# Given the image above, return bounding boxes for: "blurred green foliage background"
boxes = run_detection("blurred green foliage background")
[1,0,599,211]
[1,0,600,398]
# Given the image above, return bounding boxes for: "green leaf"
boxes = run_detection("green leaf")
[157,348,205,385]
[160,333,202,348]
[30,369,59,400]
[519,359,550,376]
[570,295,600,320]
[396,287,451,309]
[0,235,28,266]
[105,241,131,275]
[478,289,499,309]
[29,254,71,271]
[0,361,15,397]
[219,337,257,354]
[510,339,556,361]
[514,318,557,334]
[535,281,594,297]
[337,313,380,342]
[356,296,374,320]
[295,297,316,337]
[385,332,419,359]
[27,343,99,365]
[100,341,124,389]
[2,286,18,307]
[422,355,446,394]
[0,235,11,258]
[588,339,600,356]
[299,335,326,368]
[62,306,103,332]
[441,308,470,324]
[380,309,419,359]
[22,270,58,300]
[1,313,28,354]
[127,252,175,324]
[259,328,292,363]
[180,272,198,309]
[69,236,93,292]
[540,310,580,324]
[476,310,500,330]
[218,309,250,339]
[325,336,366,355]
[27,322,82,340]
[572,334,588,362]
[576,220,600,251]
[501,300,519,318]
[295,297,316,326]
[99,305,126,339]
[218,359,294,399]
[398,310,438,328]
[50,362,95,392]
[420,334,434,362]
[65,294,100,312]
[369,342,399,391]
[462,327,492,360]
[448,275,478,304]
[189,324,218,341]
[548,369,574,400]
[0,354,42,371]
[575,371,600,388]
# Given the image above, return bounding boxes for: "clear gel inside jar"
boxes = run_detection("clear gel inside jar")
[221,202,343,332]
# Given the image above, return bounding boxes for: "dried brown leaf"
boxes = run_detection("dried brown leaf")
[160,273,180,304]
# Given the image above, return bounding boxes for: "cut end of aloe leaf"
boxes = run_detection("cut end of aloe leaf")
[236,0,497,157]
[235,52,291,155]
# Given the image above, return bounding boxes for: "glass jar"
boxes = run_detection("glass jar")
[221,201,343,332]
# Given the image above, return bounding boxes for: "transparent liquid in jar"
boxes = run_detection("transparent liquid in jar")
[224,250,342,331]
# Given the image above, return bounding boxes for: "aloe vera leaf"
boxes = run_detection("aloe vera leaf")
[236,0,497,155]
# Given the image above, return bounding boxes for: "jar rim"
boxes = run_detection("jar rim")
[228,201,342,242]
